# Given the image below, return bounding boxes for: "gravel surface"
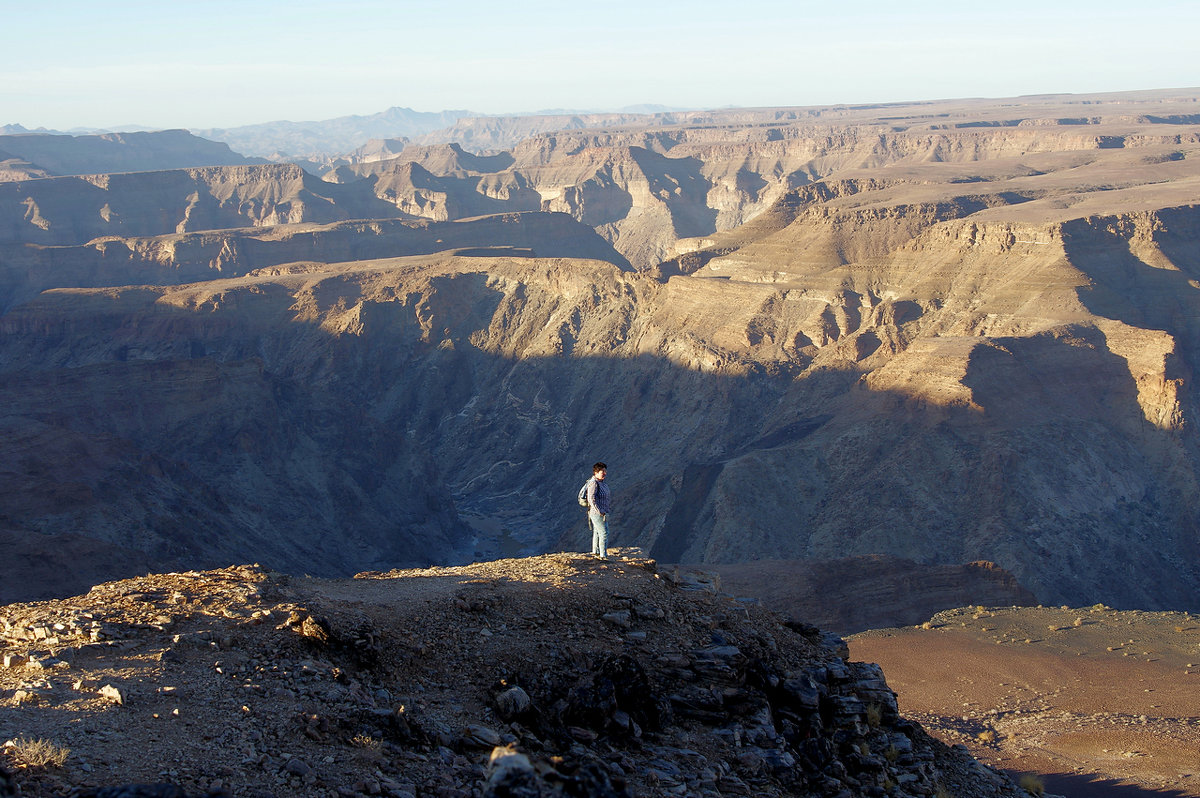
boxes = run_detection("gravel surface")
[851,604,1200,797]
[2,553,1027,797]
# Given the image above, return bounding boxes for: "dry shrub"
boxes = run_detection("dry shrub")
[6,736,70,768]
[1019,773,1045,795]
[349,733,380,750]
[349,733,383,762]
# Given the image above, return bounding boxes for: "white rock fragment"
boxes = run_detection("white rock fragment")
[99,683,125,705]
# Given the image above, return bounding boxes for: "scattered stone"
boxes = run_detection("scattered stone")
[27,655,65,671]
[602,610,632,629]
[67,786,196,797]
[666,568,721,593]
[463,724,502,748]
[494,685,532,720]
[12,689,38,704]
[633,604,666,621]
[483,745,539,797]
[297,615,332,645]
[0,556,1031,798]
[99,684,126,705]
[567,726,598,743]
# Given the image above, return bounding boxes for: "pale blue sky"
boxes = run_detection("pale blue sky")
[3,0,1198,130]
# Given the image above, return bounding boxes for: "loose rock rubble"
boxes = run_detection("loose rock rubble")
[1,553,1029,797]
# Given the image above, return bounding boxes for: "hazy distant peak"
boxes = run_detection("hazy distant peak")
[617,103,688,114]
[193,107,482,159]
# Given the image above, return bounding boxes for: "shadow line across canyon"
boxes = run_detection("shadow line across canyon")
[1,265,1198,613]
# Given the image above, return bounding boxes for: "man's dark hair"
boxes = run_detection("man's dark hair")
[593,462,607,473]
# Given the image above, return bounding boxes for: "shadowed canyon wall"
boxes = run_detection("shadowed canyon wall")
[2,93,1200,609]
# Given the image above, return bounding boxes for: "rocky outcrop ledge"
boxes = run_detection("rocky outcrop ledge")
[0,554,1026,798]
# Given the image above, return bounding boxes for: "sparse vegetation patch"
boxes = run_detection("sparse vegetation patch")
[3,737,69,769]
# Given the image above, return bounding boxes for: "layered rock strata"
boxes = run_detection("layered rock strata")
[1,93,1200,613]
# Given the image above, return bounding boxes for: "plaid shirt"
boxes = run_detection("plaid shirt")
[587,477,611,515]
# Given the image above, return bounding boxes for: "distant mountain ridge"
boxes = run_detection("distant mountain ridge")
[0,129,264,178]
[3,89,1200,614]
[192,106,475,158]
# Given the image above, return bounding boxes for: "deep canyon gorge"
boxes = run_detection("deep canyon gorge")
[3,90,1200,613]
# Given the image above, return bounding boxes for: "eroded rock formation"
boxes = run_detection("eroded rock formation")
[0,130,262,177]
[1,91,1200,612]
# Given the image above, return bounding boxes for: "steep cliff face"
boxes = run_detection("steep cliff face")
[0,151,49,182]
[3,95,1200,611]
[662,165,1200,605]
[0,129,263,178]
[2,213,1199,608]
[0,164,407,247]
[0,282,470,599]
[0,211,630,311]
[408,89,1200,152]
[325,108,1200,270]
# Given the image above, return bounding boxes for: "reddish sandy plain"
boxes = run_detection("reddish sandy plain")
[850,605,1200,797]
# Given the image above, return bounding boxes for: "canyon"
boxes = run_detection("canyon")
[1,89,1200,618]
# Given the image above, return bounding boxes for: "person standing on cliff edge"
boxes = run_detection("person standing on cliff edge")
[585,462,611,559]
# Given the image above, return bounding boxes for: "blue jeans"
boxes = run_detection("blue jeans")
[588,510,608,557]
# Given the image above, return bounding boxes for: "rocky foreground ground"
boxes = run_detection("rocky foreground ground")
[0,553,1028,798]
[850,605,1200,798]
